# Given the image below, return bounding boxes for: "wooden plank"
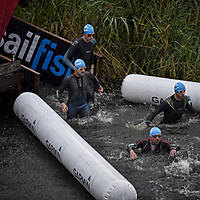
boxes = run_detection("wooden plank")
[21,64,40,76]
[0,54,40,93]
[34,75,40,93]
[0,54,40,76]
[0,60,21,75]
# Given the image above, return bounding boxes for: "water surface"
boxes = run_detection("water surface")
[0,82,200,200]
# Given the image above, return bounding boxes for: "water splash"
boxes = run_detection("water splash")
[107,150,127,161]
[77,117,95,125]
[94,109,113,124]
[179,185,200,197]
[70,109,114,125]
[125,120,146,130]
[188,117,200,124]
[165,157,200,177]
[164,159,190,177]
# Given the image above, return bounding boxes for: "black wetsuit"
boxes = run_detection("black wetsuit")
[63,37,97,102]
[146,95,196,125]
[56,71,100,119]
[63,37,96,71]
[126,138,179,154]
[57,71,100,104]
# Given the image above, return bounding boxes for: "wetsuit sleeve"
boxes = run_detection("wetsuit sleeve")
[126,139,146,152]
[63,40,79,70]
[145,102,168,125]
[88,72,101,90]
[160,140,171,152]
[63,49,76,70]
[56,78,69,103]
[185,96,196,114]
[160,140,180,152]
[126,143,137,152]
[170,144,180,151]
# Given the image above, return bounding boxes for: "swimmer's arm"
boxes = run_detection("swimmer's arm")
[126,143,140,160]
[145,103,166,126]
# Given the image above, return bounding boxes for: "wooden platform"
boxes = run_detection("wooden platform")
[0,60,24,93]
[0,54,40,94]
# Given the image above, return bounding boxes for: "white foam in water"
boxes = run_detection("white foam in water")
[107,150,125,161]
[75,110,113,125]
[165,156,200,177]
[97,135,112,144]
[179,185,200,197]
[133,162,143,171]
[94,110,113,123]
[164,160,190,177]
[77,116,94,125]
[188,117,200,124]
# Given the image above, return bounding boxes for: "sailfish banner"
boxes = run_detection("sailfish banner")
[0,17,99,84]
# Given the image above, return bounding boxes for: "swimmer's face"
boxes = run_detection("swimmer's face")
[150,135,161,145]
[176,90,185,100]
[77,67,86,77]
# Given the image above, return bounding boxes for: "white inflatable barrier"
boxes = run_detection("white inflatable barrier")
[121,74,200,112]
[13,92,137,200]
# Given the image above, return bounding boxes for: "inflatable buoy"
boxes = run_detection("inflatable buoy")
[13,92,137,200]
[121,74,200,112]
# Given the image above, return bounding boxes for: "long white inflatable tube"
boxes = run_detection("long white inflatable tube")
[121,74,200,112]
[13,92,137,200]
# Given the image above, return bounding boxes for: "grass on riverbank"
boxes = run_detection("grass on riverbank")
[14,0,200,87]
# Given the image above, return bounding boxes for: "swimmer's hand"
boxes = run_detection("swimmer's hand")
[61,102,68,113]
[130,150,138,160]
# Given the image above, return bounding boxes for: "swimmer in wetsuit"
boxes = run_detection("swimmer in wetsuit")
[144,82,198,127]
[56,59,103,119]
[63,24,99,102]
[126,127,179,160]
[63,24,96,74]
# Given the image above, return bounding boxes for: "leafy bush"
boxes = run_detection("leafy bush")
[15,0,200,87]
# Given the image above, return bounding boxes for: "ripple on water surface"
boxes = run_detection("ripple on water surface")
[1,85,200,200]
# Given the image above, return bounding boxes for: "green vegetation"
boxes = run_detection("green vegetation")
[15,0,200,87]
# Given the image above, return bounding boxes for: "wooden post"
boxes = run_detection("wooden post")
[17,83,22,94]
[34,75,40,93]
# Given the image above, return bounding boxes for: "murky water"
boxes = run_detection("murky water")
[0,81,200,200]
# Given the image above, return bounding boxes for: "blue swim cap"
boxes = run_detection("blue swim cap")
[174,82,186,93]
[74,59,85,70]
[84,24,95,35]
[149,127,162,137]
